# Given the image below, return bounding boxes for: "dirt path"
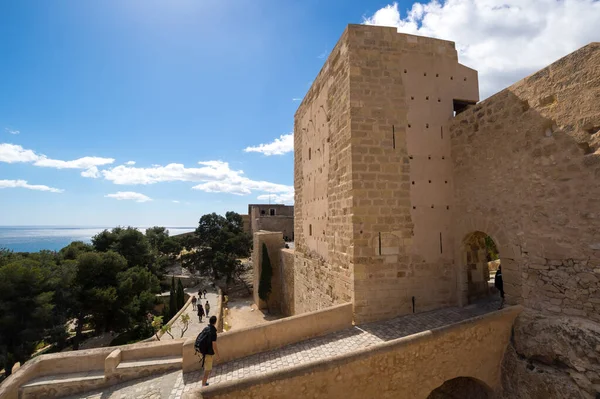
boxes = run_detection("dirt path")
[224,297,282,331]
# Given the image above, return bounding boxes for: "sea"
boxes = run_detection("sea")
[0,226,196,253]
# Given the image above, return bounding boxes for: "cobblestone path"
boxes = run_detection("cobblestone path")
[169,299,501,397]
[66,299,501,398]
[170,287,219,340]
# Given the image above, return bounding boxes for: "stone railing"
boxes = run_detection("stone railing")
[182,302,353,372]
[193,306,524,399]
[0,338,184,399]
[0,302,352,398]
[216,287,224,332]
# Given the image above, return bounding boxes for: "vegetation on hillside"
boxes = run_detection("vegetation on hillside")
[0,225,182,377]
[0,211,249,377]
[180,212,251,283]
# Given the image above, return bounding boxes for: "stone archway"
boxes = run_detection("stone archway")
[427,376,493,399]
[462,231,500,303]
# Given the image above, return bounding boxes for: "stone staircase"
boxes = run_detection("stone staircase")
[3,340,186,399]
[20,370,105,399]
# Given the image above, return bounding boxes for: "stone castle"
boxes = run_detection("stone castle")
[2,24,598,399]
[256,24,600,397]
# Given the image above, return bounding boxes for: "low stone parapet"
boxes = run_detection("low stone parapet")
[0,338,186,399]
[186,306,523,399]
[182,302,353,372]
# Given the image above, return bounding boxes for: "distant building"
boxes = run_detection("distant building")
[248,204,294,241]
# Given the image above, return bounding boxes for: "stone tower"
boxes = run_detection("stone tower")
[294,24,479,323]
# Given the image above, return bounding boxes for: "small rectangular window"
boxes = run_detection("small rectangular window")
[269,209,276,216]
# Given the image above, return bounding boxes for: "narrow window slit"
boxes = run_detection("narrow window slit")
[378,232,382,255]
[392,125,396,149]
[439,232,443,253]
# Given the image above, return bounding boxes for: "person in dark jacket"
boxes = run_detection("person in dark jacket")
[495,265,505,309]
[197,303,205,322]
[201,316,220,387]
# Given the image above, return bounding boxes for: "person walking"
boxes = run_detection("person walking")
[495,265,505,309]
[203,289,207,299]
[197,316,219,387]
[197,303,205,322]
[192,296,197,311]
[205,300,210,316]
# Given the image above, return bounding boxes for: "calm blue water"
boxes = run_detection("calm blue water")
[0,226,196,253]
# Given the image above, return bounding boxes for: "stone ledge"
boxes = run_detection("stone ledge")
[192,305,523,398]
[117,356,182,369]
[21,370,105,388]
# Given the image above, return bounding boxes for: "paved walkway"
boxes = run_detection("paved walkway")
[168,287,219,340]
[66,299,501,398]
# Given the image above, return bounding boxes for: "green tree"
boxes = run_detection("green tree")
[176,279,185,311]
[92,227,153,270]
[258,243,273,313]
[91,228,122,252]
[72,251,127,348]
[116,266,160,330]
[59,241,93,261]
[485,235,499,261]
[181,212,251,282]
[169,276,177,320]
[0,259,54,376]
[47,259,78,350]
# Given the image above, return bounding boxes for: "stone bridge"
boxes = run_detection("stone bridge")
[191,303,521,399]
[1,301,521,399]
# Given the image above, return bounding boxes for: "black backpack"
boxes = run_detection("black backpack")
[194,326,211,355]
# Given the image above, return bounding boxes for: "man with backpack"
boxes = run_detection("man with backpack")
[194,315,220,387]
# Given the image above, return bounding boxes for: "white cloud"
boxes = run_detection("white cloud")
[317,50,328,59]
[125,161,136,165]
[243,133,294,156]
[363,0,600,99]
[292,98,303,102]
[105,191,152,203]
[0,144,39,163]
[172,200,180,203]
[80,166,100,178]
[257,192,294,204]
[5,128,20,135]
[101,160,294,202]
[0,179,64,193]
[0,143,115,174]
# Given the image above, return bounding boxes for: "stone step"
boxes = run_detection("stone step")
[117,355,182,369]
[20,370,105,398]
[114,356,183,381]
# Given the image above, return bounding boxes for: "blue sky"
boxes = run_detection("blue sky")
[1,0,598,226]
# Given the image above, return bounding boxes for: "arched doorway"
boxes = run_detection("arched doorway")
[427,377,492,399]
[462,231,500,303]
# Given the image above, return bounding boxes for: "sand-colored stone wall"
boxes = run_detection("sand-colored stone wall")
[252,231,284,312]
[449,42,600,319]
[293,26,354,315]
[0,339,185,399]
[182,303,352,372]
[194,306,522,399]
[294,24,479,323]
[280,248,295,316]
[347,25,479,323]
[248,205,294,241]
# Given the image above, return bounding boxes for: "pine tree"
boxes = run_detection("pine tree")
[176,279,185,310]
[169,276,177,319]
[258,243,272,313]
